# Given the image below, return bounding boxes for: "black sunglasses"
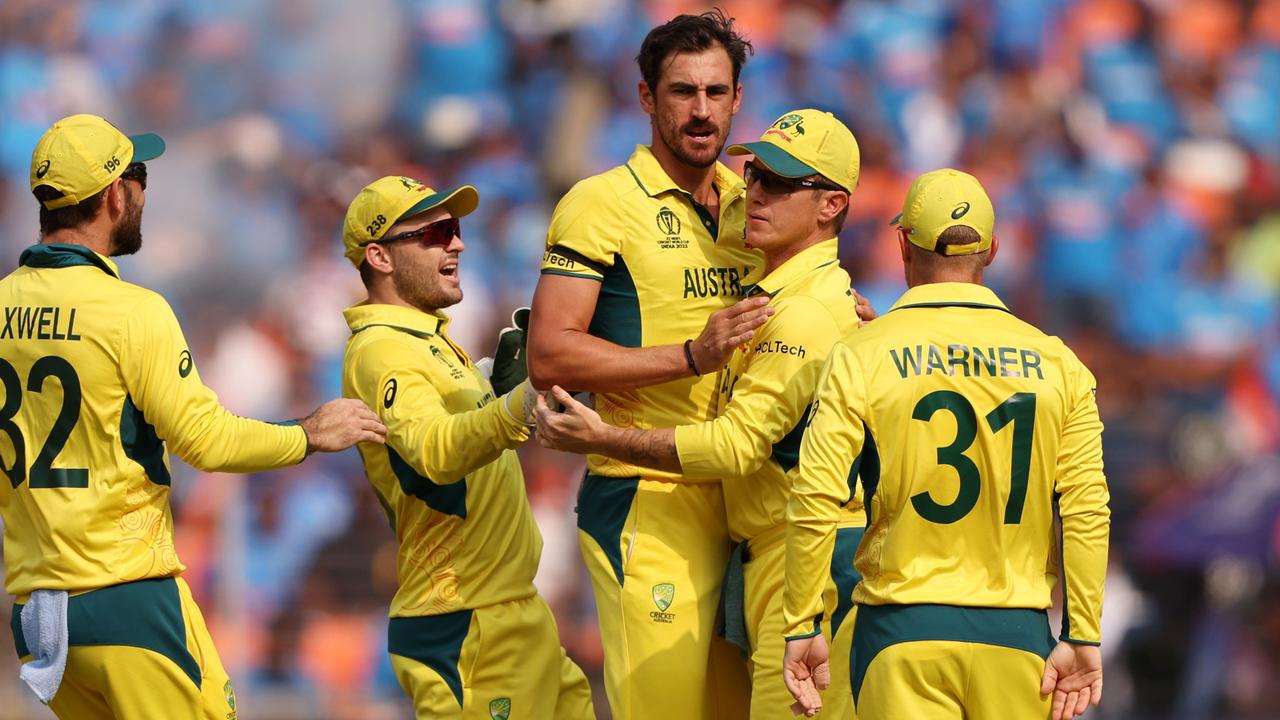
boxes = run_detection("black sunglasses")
[120,162,147,190]
[376,217,461,248]
[744,160,844,195]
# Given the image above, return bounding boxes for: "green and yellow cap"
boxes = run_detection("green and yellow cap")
[30,114,165,209]
[342,175,479,268]
[727,109,859,193]
[891,168,995,256]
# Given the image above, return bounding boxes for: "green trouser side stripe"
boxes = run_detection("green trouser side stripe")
[587,255,641,348]
[770,403,811,474]
[387,446,467,518]
[850,604,1055,702]
[120,395,171,486]
[576,474,640,585]
[829,526,864,636]
[388,610,473,707]
[11,578,201,688]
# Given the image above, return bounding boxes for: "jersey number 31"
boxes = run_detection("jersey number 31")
[910,390,1035,525]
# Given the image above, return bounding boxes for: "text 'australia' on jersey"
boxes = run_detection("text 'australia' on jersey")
[541,145,761,480]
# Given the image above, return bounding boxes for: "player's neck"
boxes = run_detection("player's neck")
[907,269,986,288]
[762,232,829,276]
[40,226,112,257]
[649,142,719,209]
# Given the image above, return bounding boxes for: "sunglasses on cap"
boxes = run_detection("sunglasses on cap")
[120,162,147,190]
[744,160,844,195]
[375,217,461,248]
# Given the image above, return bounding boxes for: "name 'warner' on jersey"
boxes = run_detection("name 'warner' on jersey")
[0,244,307,598]
[541,144,761,480]
[785,282,1110,645]
[342,303,542,618]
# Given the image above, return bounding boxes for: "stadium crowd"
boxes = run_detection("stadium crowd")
[2,0,1279,717]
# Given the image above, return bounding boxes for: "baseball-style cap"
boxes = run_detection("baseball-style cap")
[727,109,860,193]
[891,168,995,256]
[342,175,479,268]
[30,114,165,209]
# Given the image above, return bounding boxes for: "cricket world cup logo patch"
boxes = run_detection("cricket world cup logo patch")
[651,582,676,623]
[655,206,687,248]
[489,697,511,720]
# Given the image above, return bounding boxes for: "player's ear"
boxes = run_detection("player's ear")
[104,178,127,220]
[731,82,743,114]
[638,80,656,115]
[986,234,999,267]
[364,243,395,275]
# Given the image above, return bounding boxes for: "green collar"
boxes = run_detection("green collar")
[888,282,1011,313]
[19,243,120,278]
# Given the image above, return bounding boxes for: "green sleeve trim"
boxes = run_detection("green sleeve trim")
[1062,636,1102,646]
[785,617,823,641]
[540,269,603,281]
[269,419,308,460]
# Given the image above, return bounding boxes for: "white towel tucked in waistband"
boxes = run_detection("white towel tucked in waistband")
[19,589,69,704]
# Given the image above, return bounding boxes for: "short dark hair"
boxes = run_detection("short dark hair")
[935,225,983,254]
[636,9,753,92]
[33,185,105,235]
[358,254,375,288]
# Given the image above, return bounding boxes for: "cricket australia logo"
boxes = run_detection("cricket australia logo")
[224,680,238,719]
[650,582,676,623]
[765,113,807,144]
[399,176,423,191]
[655,206,687,249]
[489,697,511,720]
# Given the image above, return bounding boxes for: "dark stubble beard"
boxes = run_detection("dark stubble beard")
[390,249,463,313]
[109,196,144,257]
[657,113,729,170]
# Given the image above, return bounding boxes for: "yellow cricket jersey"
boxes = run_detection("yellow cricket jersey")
[0,244,307,598]
[540,145,761,480]
[672,239,865,541]
[341,303,542,617]
[784,283,1110,645]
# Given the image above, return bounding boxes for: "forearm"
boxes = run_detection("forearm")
[592,426,683,474]
[169,402,308,471]
[1060,491,1110,644]
[408,399,531,484]
[529,329,691,392]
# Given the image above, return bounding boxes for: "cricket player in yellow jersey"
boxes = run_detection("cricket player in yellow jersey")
[536,109,873,719]
[783,169,1110,720]
[1,114,387,720]
[339,175,593,720]
[527,11,774,720]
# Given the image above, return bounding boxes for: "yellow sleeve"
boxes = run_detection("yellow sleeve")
[783,340,867,639]
[121,294,307,472]
[541,176,623,281]
[347,337,529,484]
[674,297,840,479]
[1054,357,1110,645]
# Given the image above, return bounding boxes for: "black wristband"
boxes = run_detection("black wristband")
[683,339,701,376]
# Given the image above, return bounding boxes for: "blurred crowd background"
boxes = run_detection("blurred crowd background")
[2,0,1279,717]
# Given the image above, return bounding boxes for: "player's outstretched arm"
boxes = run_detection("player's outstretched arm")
[534,386,682,473]
[1040,642,1103,720]
[528,273,772,392]
[783,634,830,717]
[298,398,387,454]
